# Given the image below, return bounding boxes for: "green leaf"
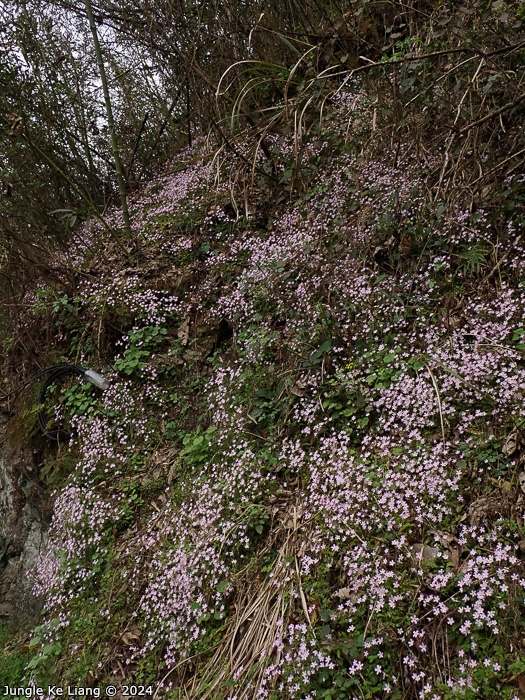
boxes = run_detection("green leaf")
[318,339,332,354]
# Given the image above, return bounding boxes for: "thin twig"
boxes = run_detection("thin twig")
[295,555,314,633]
[459,92,525,135]
[484,234,523,283]
[128,112,149,177]
[470,148,525,187]
[425,364,446,446]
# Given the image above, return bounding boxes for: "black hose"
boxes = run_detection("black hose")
[2,364,108,442]
[37,365,86,442]
[1,364,78,403]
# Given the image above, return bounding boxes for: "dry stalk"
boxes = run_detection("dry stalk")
[425,363,446,446]
[186,503,310,699]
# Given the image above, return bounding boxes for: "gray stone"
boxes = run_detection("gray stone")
[0,415,48,621]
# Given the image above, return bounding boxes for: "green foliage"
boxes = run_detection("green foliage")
[118,479,146,528]
[26,619,62,686]
[246,504,270,536]
[61,380,101,419]
[0,623,31,686]
[179,426,218,468]
[457,242,490,276]
[52,293,78,321]
[114,326,168,377]
[511,326,525,351]
[40,452,77,486]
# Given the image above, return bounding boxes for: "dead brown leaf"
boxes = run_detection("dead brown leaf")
[290,380,308,397]
[430,530,463,568]
[332,587,353,600]
[499,479,513,496]
[177,318,190,346]
[468,496,493,526]
[120,628,142,646]
[503,430,519,457]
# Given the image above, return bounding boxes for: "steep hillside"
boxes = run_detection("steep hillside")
[2,2,525,699]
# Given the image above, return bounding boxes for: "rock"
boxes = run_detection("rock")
[0,415,48,621]
[411,543,440,565]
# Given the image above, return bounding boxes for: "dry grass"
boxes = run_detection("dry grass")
[168,501,312,699]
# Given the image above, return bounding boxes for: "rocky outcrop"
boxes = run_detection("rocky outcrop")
[0,415,48,621]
